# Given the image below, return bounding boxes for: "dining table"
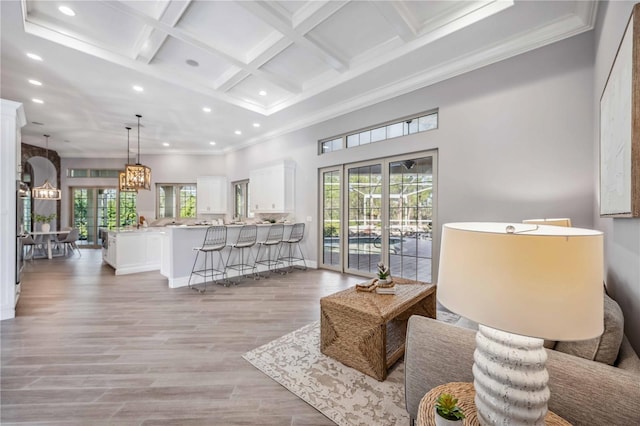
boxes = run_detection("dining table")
[29,230,70,259]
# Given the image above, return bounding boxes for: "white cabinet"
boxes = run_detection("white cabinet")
[197,176,227,214]
[250,162,295,213]
[104,230,164,275]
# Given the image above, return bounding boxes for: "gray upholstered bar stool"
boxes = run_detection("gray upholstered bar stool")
[254,224,285,278]
[278,223,307,272]
[188,225,227,293]
[225,224,258,284]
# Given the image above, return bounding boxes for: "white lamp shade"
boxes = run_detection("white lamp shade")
[437,222,604,341]
[523,218,572,227]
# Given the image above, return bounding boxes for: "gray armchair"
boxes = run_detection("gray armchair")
[404,314,640,425]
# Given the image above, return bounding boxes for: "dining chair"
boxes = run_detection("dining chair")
[56,228,81,256]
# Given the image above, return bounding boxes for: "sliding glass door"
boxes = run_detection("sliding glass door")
[321,169,341,268]
[320,151,436,283]
[346,162,383,275]
[388,157,433,282]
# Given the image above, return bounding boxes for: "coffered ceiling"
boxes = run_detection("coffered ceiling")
[0,0,597,158]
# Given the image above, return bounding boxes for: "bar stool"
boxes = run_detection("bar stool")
[254,224,285,278]
[188,226,227,293]
[225,224,258,283]
[279,223,307,272]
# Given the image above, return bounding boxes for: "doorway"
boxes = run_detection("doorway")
[70,187,137,247]
[320,151,436,283]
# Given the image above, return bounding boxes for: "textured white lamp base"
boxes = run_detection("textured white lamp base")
[473,325,550,425]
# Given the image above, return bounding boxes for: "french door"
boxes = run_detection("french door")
[71,187,137,247]
[320,151,436,283]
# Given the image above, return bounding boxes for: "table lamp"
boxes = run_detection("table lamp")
[437,222,603,425]
[522,218,572,227]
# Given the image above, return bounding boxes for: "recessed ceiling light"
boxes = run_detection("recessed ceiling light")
[133,85,144,92]
[26,53,42,61]
[253,123,260,128]
[32,98,44,104]
[202,107,211,113]
[162,142,170,147]
[234,130,242,135]
[209,141,216,146]
[259,90,267,96]
[186,59,199,67]
[58,5,76,16]
[28,79,42,86]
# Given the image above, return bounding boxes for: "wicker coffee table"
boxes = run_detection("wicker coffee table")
[417,382,570,426]
[320,278,436,381]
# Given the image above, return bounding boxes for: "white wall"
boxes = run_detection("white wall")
[1,99,26,320]
[593,0,640,352]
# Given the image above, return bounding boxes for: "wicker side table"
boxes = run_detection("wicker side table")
[320,278,436,381]
[417,382,571,426]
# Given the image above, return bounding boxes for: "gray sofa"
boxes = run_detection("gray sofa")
[404,295,640,425]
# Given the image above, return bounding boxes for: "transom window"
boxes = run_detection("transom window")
[319,110,438,154]
[67,168,121,178]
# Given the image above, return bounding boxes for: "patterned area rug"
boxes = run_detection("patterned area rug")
[243,311,459,426]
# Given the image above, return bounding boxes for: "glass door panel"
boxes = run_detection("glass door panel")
[72,188,91,246]
[346,163,383,275]
[72,187,137,248]
[322,169,341,267]
[388,157,433,282]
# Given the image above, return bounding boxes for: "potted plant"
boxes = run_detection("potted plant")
[377,261,390,284]
[435,393,465,425]
[34,213,56,232]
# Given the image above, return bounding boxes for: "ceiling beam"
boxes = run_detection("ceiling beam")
[103,0,301,94]
[372,1,417,42]
[135,0,193,64]
[238,1,349,73]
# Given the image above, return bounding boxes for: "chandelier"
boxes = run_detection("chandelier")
[118,126,136,192]
[32,134,61,200]
[124,114,151,191]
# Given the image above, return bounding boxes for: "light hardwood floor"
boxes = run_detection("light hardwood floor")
[2,249,363,425]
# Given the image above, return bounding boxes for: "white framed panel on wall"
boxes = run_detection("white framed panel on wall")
[600,4,640,217]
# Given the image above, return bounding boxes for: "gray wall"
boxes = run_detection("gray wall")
[227,30,595,272]
[593,0,640,352]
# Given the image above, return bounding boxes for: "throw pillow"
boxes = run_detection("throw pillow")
[554,292,624,365]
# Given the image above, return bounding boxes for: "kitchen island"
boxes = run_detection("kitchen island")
[160,224,294,288]
[103,228,165,275]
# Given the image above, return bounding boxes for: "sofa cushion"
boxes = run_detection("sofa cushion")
[554,292,624,365]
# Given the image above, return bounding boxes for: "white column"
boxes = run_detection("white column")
[1,99,26,320]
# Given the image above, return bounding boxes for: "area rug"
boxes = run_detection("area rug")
[243,311,459,426]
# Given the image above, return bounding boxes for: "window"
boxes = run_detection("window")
[320,137,342,153]
[67,168,120,178]
[232,180,253,219]
[319,110,439,155]
[157,184,196,219]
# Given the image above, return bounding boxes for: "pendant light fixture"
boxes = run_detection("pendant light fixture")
[32,134,61,200]
[124,114,151,191]
[119,126,136,192]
